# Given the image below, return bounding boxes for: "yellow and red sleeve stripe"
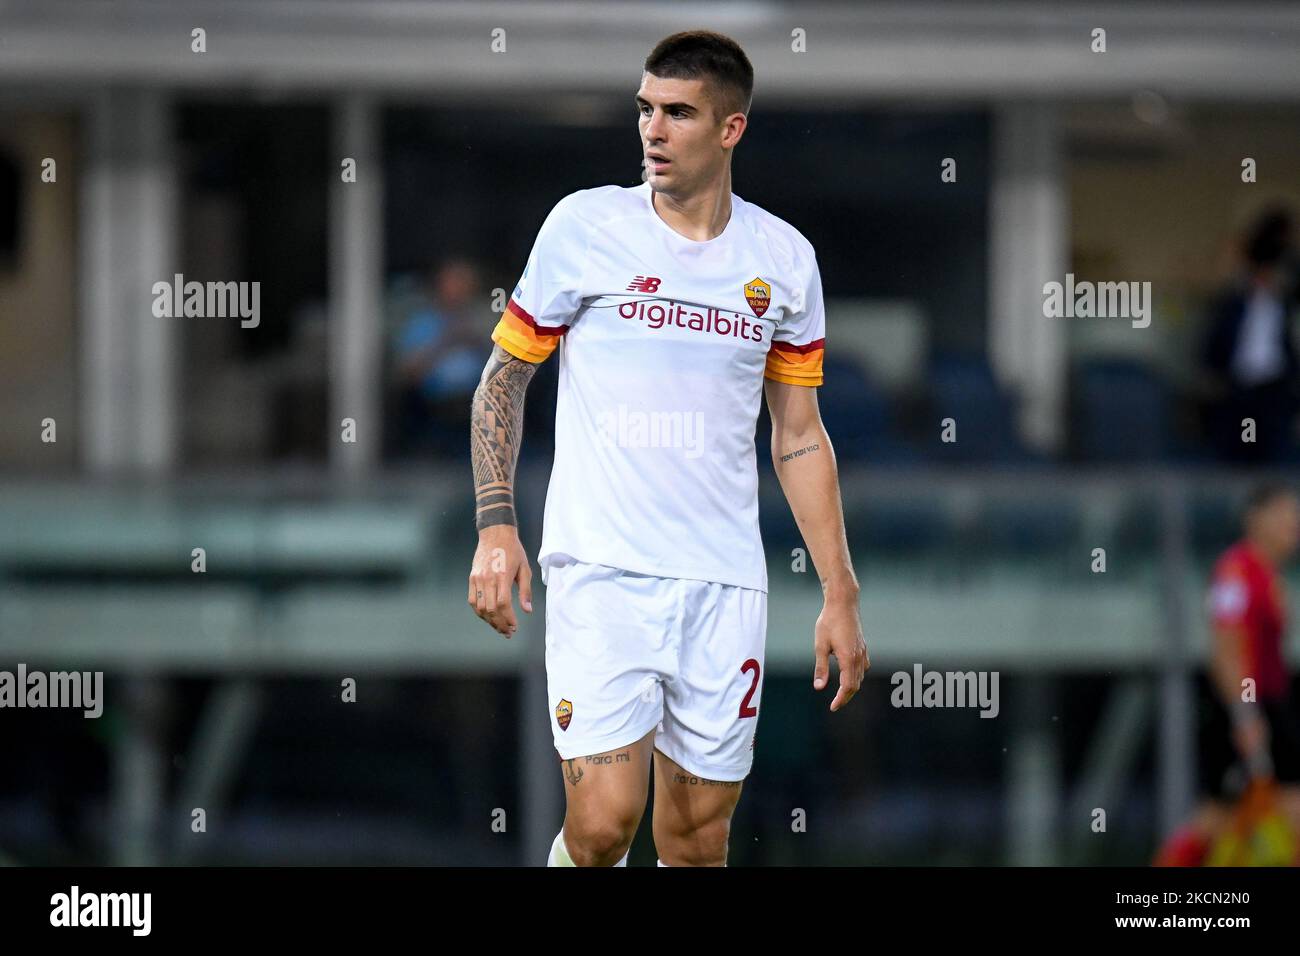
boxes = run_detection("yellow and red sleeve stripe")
[764,337,825,386]
[490,298,569,363]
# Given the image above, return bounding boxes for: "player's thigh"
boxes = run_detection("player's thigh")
[655,580,766,783]
[545,558,677,830]
[560,727,657,835]
[651,747,744,860]
[1264,698,1300,783]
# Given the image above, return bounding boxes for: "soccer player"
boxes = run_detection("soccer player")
[468,30,868,867]
[1155,482,1300,865]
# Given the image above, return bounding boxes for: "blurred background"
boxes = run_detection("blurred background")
[1,0,1299,865]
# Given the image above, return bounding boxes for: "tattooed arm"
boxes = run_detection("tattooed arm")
[764,377,868,711]
[469,344,539,637]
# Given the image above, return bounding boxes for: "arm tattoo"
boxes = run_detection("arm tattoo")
[779,442,820,463]
[471,344,538,530]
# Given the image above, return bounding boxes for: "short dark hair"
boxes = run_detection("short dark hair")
[1245,480,1295,518]
[644,30,754,121]
[1245,206,1292,267]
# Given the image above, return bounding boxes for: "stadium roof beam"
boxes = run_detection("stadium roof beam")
[4,2,1300,101]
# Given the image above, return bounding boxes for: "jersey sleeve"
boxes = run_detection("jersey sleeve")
[1208,560,1250,629]
[764,245,826,387]
[490,195,588,363]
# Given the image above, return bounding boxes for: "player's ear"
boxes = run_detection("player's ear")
[721,111,746,149]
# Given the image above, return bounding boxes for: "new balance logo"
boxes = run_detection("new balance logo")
[626,275,661,293]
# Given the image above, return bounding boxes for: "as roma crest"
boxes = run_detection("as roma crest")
[555,698,573,731]
[744,277,771,318]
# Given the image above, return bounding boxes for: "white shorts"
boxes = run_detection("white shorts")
[543,555,767,782]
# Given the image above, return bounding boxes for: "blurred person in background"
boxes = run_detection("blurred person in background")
[392,257,487,453]
[1201,207,1300,464]
[1156,482,1300,865]
[0,147,19,269]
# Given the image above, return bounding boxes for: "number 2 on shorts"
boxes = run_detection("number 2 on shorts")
[739,658,760,718]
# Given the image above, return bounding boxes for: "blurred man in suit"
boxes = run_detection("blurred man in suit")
[1202,207,1300,464]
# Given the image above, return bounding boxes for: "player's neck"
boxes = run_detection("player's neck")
[651,172,732,242]
[1244,533,1280,568]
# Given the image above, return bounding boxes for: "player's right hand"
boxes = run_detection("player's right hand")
[468,526,533,638]
[812,598,868,712]
[1232,712,1271,775]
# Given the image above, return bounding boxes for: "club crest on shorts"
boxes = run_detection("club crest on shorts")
[555,698,573,731]
[744,277,771,318]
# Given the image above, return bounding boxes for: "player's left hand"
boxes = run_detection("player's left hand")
[812,595,868,711]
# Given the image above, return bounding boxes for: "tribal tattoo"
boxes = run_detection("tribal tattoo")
[471,344,538,530]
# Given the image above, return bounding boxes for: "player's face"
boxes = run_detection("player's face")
[636,73,733,195]
[1264,494,1300,559]
[1253,493,1300,560]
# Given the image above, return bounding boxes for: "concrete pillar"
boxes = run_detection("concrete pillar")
[329,94,384,477]
[79,87,178,474]
[988,101,1068,455]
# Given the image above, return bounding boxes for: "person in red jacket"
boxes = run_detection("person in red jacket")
[1156,482,1300,865]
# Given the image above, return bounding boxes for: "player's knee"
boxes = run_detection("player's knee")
[657,816,731,867]
[564,815,638,866]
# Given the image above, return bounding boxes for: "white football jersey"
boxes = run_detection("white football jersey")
[491,181,826,593]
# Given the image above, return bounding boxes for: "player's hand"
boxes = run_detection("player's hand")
[1232,712,1271,775]
[468,526,533,638]
[812,593,869,712]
